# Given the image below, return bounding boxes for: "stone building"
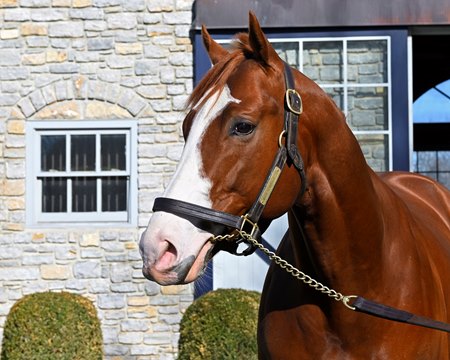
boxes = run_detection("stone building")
[1,0,450,358]
[0,0,194,358]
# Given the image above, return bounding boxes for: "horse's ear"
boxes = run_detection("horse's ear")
[202,25,228,65]
[248,12,279,66]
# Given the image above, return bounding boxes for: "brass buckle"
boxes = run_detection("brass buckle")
[286,89,303,115]
[239,214,259,238]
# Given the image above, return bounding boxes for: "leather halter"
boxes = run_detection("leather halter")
[152,62,306,255]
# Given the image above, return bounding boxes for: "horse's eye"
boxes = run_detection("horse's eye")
[231,121,256,136]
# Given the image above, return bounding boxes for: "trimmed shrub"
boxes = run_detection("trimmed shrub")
[178,288,260,360]
[1,291,103,360]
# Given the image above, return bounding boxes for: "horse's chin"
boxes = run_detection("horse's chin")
[142,240,215,286]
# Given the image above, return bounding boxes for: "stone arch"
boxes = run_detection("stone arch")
[9,77,152,121]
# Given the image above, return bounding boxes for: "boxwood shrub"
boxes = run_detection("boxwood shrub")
[1,291,103,360]
[178,288,260,360]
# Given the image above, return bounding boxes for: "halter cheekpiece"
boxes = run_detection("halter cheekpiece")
[152,62,306,256]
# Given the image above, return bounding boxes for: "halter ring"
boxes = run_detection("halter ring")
[278,130,286,148]
[240,214,259,239]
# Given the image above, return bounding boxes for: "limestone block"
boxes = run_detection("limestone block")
[49,22,85,38]
[7,197,25,210]
[46,50,68,63]
[7,120,25,135]
[22,52,46,65]
[6,160,25,179]
[80,232,100,247]
[0,267,39,281]
[97,294,126,309]
[129,345,159,356]
[73,260,101,279]
[161,284,188,295]
[41,265,70,280]
[162,11,191,25]
[0,0,18,7]
[87,38,114,51]
[147,0,172,12]
[0,179,25,196]
[29,90,46,111]
[0,29,19,40]
[32,232,45,241]
[127,296,149,307]
[20,0,51,6]
[52,0,71,6]
[21,23,48,36]
[30,9,66,22]
[121,319,149,332]
[115,43,143,55]
[143,332,172,345]
[72,0,91,7]
[3,8,30,21]
[85,101,131,119]
[0,50,21,66]
[110,263,132,283]
[70,7,103,20]
[118,332,143,345]
[34,101,81,120]
[107,13,137,30]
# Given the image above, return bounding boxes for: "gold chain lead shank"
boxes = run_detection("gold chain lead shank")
[212,228,356,310]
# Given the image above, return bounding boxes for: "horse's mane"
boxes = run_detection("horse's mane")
[188,33,253,109]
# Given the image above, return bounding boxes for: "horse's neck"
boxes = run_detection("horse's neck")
[292,105,387,296]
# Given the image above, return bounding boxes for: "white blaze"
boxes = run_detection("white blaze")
[164,85,239,205]
[142,86,240,271]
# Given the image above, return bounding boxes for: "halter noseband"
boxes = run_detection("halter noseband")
[152,62,306,256]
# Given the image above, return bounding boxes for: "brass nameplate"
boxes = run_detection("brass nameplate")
[259,167,282,206]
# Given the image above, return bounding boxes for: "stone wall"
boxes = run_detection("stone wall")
[0,0,195,358]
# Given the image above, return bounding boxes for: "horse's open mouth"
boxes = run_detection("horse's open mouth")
[142,237,216,285]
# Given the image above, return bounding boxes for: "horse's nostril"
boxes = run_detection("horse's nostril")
[156,240,178,271]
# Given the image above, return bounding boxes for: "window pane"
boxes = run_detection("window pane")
[347,40,388,84]
[72,177,96,212]
[101,134,126,171]
[356,134,389,172]
[438,173,450,189]
[41,135,66,172]
[42,177,67,212]
[102,176,127,212]
[416,151,438,172]
[303,41,343,84]
[347,87,388,131]
[438,151,450,171]
[272,42,300,68]
[71,135,95,171]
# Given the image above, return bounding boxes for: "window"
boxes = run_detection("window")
[412,79,450,189]
[413,123,450,189]
[217,36,393,171]
[271,37,391,171]
[26,121,137,226]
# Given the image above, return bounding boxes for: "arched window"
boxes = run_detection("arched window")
[413,79,450,188]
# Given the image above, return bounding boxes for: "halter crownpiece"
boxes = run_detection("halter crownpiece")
[152,62,306,256]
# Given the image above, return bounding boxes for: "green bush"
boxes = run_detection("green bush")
[1,291,103,360]
[178,288,260,360]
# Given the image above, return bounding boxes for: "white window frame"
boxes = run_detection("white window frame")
[218,35,393,170]
[26,120,138,227]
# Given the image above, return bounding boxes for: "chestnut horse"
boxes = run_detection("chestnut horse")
[140,13,450,359]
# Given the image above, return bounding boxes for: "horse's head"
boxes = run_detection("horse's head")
[140,13,304,285]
